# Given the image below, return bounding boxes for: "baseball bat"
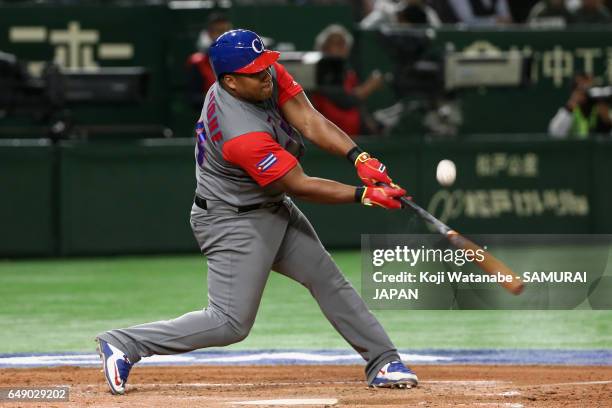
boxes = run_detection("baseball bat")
[380,184,524,295]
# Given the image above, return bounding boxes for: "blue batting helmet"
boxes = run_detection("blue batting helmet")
[208,29,280,77]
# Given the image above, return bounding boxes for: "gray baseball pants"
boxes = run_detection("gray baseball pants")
[98,198,400,384]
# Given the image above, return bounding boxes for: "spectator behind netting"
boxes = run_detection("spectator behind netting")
[527,0,572,27]
[360,0,441,28]
[309,24,395,137]
[571,0,612,24]
[186,13,232,111]
[548,73,612,138]
[445,0,513,26]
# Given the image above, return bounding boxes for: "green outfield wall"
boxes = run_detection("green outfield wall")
[0,140,56,256]
[0,137,609,256]
[58,140,196,255]
[593,139,612,234]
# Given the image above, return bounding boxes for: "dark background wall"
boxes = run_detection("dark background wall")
[1,137,609,256]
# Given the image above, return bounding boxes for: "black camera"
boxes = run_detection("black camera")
[377,28,444,98]
[0,51,60,118]
[0,51,149,138]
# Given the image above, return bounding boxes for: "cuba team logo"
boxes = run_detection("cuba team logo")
[256,153,277,172]
[251,38,264,54]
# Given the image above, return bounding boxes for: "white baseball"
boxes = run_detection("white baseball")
[436,159,456,187]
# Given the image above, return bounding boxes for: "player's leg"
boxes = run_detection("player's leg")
[272,200,415,386]
[97,206,289,365]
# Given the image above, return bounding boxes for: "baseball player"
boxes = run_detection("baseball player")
[96,29,418,394]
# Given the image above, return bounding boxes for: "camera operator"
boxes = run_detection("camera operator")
[310,24,387,137]
[549,73,612,138]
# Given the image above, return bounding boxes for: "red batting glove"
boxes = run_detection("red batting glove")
[354,152,394,187]
[360,186,406,209]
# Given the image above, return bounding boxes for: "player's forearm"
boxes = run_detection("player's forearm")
[301,110,356,157]
[283,176,357,204]
[282,93,356,157]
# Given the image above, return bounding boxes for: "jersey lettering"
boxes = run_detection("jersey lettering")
[266,115,278,138]
[267,113,294,139]
[195,120,206,167]
[206,91,223,142]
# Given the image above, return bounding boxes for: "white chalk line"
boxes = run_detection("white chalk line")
[423,379,612,388]
[230,398,338,406]
[518,380,612,388]
[423,380,508,385]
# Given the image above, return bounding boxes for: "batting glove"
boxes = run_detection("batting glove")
[353,151,398,187]
[357,186,406,209]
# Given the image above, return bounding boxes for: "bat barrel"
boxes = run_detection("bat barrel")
[447,231,524,295]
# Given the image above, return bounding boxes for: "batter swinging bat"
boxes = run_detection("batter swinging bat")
[381,184,524,295]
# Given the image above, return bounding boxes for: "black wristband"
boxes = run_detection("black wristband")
[355,186,365,203]
[347,146,364,165]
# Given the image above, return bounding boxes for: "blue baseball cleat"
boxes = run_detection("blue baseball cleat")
[96,338,133,395]
[370,361,419,389]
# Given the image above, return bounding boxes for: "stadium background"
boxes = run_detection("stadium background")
[0,1,611,406]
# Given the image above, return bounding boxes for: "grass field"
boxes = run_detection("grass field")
[1,251,611,353]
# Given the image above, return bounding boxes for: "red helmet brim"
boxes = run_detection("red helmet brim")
[234,50,280,74]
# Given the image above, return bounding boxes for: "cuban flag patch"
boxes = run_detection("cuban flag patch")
[256,153,278,172]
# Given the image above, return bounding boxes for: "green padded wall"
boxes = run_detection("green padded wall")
[58,139,197,255]
[0,140,55,256]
